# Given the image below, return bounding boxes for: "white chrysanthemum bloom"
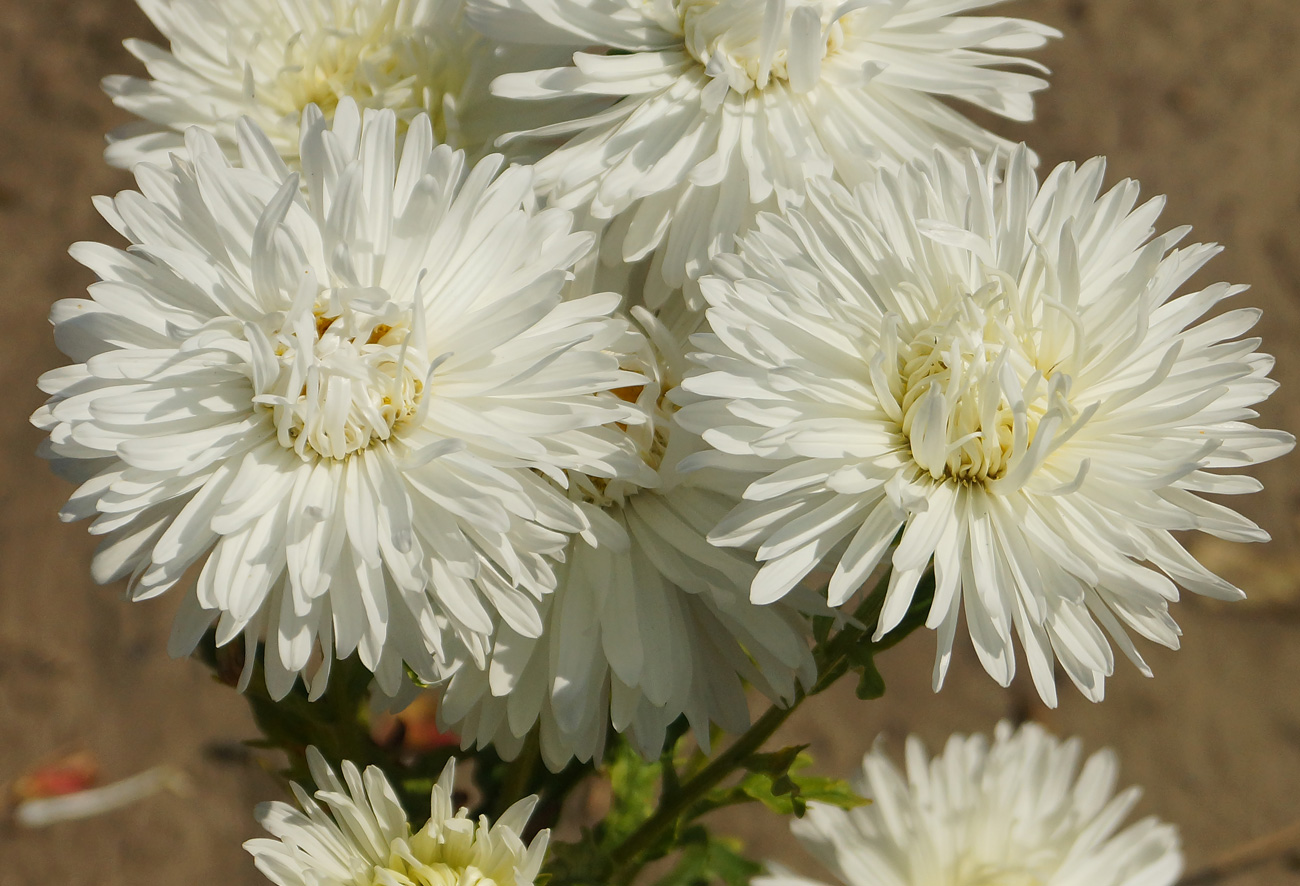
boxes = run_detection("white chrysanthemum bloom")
[103,0,550,168]
[436,306,817,769]
[678,147,1294,704]
[247,747,548,886]
[756,722,1182,886]
[467,0,1058,306]
[33,99,650,699]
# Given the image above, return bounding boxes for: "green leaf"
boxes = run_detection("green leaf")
[604,738,664,845]
[736,771,804,816]
[655,829,762,886]
[702,748,868,819]
[742,744,807,777]
[733,743,863,815]
[543,829,617,886]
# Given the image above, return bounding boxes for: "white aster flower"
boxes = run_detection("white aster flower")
[437,306,816,769]
[678,147,1293,704]
[468,0,1057,306]
[756,722,1182,886]
[33,100,649,699]
[103,0,550,168]
[247,747,548,886]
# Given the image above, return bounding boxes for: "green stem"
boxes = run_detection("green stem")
[604,573,911,885]
[608,698,801,880]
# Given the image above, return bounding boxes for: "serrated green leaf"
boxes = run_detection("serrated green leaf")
[736,771,802,816]
[785,772,869,813]
[732,752,867,818]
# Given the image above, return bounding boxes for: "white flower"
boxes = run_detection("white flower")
[246,747,548,886]
[678,147,1293,704]
[436,306,817,769]
[756,722,1182,886]
[103,0,553,168]
[468,0,1057,306]
[33,100,649,699]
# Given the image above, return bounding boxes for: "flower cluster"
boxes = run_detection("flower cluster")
[31,0,1294,879]
[38,0,1289,764]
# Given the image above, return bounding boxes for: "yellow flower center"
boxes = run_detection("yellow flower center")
[896,281,1052,485]
[369,858,496,886]
[358,821,518,886]
[261,293,426,461]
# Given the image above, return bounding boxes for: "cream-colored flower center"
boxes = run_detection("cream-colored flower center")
[263,11,467,141]
[369,858,495,886]
[954,864,1048,886]
[896,284,1051,485]
[361,821,515,886]
[262,294,425,461]
[677,0,859,94]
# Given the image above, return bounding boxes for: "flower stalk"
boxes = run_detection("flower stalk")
[604,568,932,885]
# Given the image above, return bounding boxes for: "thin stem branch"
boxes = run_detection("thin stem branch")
[608,699,801,877]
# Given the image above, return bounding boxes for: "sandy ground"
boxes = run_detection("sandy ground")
[1,1,1298,884]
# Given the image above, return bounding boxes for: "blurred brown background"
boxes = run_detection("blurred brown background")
[1,0,1298,883]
